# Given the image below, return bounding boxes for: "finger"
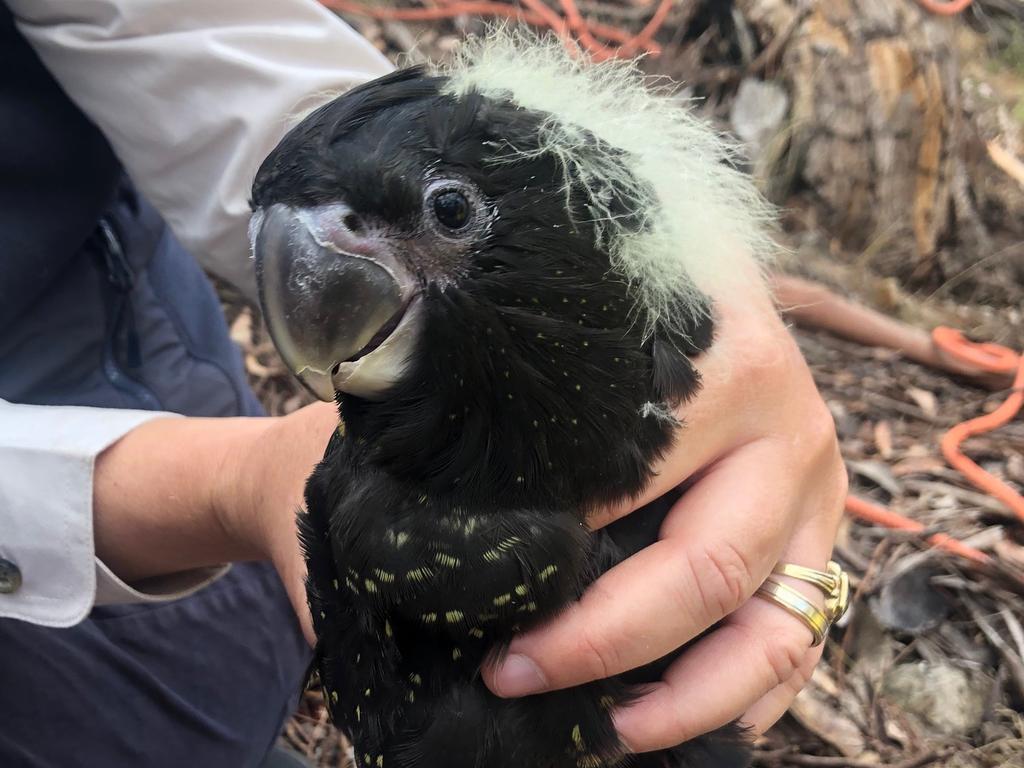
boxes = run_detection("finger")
[610,508,839,752]
[739,646,821,735]
[483,438,798,698]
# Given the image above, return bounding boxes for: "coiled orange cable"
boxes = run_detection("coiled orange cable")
[845,329,1024,566]
[321,0,669,61]
[916,0,975,16]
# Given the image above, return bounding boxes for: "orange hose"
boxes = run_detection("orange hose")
[933,328,1024,523]
[845,328,1023,565]
[844,495,992,564]
[916,0,974,16]
[320,0,669,60]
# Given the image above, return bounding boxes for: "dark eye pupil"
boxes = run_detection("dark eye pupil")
[433,191,470,230]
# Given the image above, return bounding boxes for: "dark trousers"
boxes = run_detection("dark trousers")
[0,188,310,767]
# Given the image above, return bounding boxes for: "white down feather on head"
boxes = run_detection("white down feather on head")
[439,28,776,339]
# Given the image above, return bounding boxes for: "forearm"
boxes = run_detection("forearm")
[92,416,270,583]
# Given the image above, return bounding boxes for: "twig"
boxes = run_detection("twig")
[773,749,948,768]
[963,597,1024,700]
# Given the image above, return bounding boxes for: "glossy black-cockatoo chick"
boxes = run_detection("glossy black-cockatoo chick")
[250,33,773,768]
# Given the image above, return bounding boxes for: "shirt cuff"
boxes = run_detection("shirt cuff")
[94,560,231,606]
[0,400,229,626]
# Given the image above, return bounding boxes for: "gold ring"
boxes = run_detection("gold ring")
[755,560,851,646]
[755,578,830,646]
[774,560,851,625]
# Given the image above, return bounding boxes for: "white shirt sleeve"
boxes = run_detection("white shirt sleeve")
[0,400,228,627]
[6,0,394,300]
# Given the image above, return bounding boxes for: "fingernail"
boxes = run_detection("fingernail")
[494,653,547,697]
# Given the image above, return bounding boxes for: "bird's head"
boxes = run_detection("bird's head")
[250,34,772,509]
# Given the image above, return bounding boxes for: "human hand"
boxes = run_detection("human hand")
[93,402,338,646]
[216,401,339,646]
[481,282,847,751]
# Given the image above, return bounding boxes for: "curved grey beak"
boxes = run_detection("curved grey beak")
[251,203,420,401]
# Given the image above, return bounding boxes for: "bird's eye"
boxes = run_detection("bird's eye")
[432,190,471,231]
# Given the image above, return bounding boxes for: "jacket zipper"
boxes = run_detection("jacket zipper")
[97,218,162,409]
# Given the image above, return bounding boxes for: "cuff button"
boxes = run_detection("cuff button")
[0,558,22,594]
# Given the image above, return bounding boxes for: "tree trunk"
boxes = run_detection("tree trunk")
[734,0,1021,301]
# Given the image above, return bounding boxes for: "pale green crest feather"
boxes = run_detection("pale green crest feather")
[439,29,775,337]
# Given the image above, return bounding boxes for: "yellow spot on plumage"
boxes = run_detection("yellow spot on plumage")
[332,579,339,590]
[572,724,584,750]
[482,549,501,563]
[599,695,615,710]
[418,494,428,505]
[497,536,522,552]
[539,564,559,582]
[407,691,415,703]
[406,567,432,583]
[452,647,463,660]
[421,612,437,624]
[364,579,378,594]
[469,627,484,639]
[330,690,338,703]
[373,569,395,583]
[435,553,461,568]
[395,532,410,547]
[355,705,361,721]
[384,620,393,638]
[377,757,383,768]
[445,610,464,624]
[514,584,529,597]
[364,688,371,697]
[493,593,511,607]
[409,673,422,686]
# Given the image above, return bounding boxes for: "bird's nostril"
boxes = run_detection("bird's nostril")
[343,213,364,234]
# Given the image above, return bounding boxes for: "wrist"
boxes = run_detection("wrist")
[208,416,279,563]
[93,416,271,582]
